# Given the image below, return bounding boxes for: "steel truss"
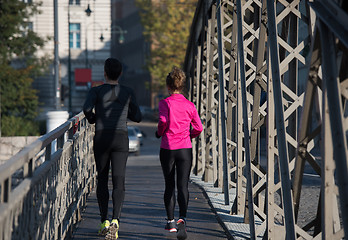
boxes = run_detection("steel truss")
[184,0,348,239]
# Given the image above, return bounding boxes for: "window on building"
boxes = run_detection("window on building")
[69,0,80,5]
[27,22,33,31]
[20,22,33,36]
[69,23,81,49]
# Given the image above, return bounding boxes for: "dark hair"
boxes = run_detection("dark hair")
[166,66,186,92]
[104,58,122,80]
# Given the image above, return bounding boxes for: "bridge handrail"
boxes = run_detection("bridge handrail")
[0,112,83,187]
[0,111,96,240]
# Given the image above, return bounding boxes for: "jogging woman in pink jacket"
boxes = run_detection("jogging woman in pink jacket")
[156,67,203,240]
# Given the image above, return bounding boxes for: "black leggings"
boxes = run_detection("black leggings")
[93,130,129,222]
[160,148,192,220]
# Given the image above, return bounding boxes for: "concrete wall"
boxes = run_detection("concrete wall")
[0,137,39,165]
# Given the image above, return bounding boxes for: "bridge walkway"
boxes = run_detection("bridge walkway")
[71,123,231,240]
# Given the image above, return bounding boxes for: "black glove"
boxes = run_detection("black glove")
[155,131,161,138]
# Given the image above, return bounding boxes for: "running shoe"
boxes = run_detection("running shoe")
[105,219,119,240]
[165,219,177,233]
[176,218,187,240]
[98,220,110,236]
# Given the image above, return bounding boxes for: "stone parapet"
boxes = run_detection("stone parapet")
[0,136,39,165]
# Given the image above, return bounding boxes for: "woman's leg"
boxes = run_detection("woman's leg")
[110,151,128,220]
[93,131,112,222]
[110,131,129,220]
[160,148,176,220]
[176,148,193,219]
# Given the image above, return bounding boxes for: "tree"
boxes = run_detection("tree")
[0,0,49,136]
[135,0,197,93]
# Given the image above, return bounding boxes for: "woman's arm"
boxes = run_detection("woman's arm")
[127,90,142,123]
[83,88,97,124]
[157,100,169,137]
[190,108,203,138]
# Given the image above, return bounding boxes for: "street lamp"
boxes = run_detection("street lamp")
[85,4,92,16]
[110,25,127,44]
[99,33,104,42]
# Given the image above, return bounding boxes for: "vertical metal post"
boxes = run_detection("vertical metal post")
[247,0,268,219]
[292,29,321,219]
[236,64,245,215]
[195,44,203,174]
[236,0,256,238]
[319,20,348,237]
[225,3,238,215]
[68,3,72,114]
[85,28,89,68]
[216,0,230,205]
[0,81,1,137]
[203,4,216,183]
[249,0,267,166]
[227,1,238,183]
[287,6,298,164]
[54,0,60,110]
[1,178,10,203]
[266,0,296,239]
[208,6,218,186]
[85,12,92,68]
[322,84,335,239]
[197,14,206,176]
[266,53,276,239]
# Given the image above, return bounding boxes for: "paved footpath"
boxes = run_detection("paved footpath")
[72,154,231,240]
[71,122,321,240]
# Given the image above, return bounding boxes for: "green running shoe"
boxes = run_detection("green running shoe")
[98,220,110,236]
[105,219,119,240]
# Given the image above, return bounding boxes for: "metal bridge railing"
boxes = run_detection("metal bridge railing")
[0,112,96,240]
[184,0,348,239]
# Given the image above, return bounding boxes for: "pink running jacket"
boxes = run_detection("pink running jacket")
[157,94,203,150]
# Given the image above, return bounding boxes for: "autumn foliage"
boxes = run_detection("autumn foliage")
[135,0,197,93]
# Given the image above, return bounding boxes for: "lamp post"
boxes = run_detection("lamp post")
[67,2,92,114]
[67,2,72,114]
[85,22,105,68]
[54,0,60,110]
[46,0,69,141]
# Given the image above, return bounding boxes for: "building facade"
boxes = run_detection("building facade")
[28,0,154,117]
[30,0,111,116]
